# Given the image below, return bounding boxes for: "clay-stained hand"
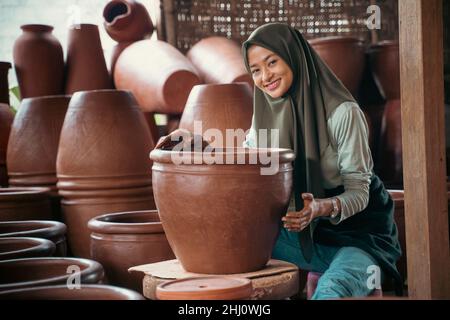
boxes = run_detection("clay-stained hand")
[282,193,322,232]
[154,128,209,151]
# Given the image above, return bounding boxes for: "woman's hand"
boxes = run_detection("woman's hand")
[154,128,210,151]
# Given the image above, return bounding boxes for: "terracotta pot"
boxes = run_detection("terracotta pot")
[0,284,145,300]
[0,187,52,221]
[110,41,133,75]
[88,210,175,291]
[0,237,55,260]
[0,257,104,291]
[13,25,64,98]
[143,112,160,145]
[156,276,253,300]
[57,90,156,258]
[187,37,253,86]
[308,36,366,97]
[150,148,295,274]
[65,24,113,94]
[0,62,11,104]
[103,0,153,42]
[114,40,202,114]
[0,220,67,257]
[0,103,14,187]
[369,41,400,100]
[179,83,253,148]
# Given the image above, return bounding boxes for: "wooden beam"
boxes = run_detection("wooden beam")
[399,0,450,299]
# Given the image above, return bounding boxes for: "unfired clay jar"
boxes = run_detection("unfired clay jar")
[187,37,253,86]
[369,41,400,100]
[57,90,156,258]
[0,284,145,300]
[150,148,295,274]
[179,83,253,148]
[0,237,55,260]
[0,62,11,104]
[65,24,113,94]
[13,25,64,98]
[0,103,14,187]
[0,187,52,221]
[114,40,202,114]
[103,0,153,42]
[88,210,175,291]
[0,257,104,291]
[0,220,67,257]
[308,36,365,97]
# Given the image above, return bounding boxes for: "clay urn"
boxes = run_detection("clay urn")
[13,25,64,98]
[187,37,253,86]
[0,220,67,257]
[369,41,400,100]
[0,103,14,187]
[150,147,295,274]
[0,257,104,291]
[114,40,202,114]
[0,237,55,260]
[0,187,52,221]
[143,112,161,145]
[88,210,175,291]
[308,36,366,97]
[103,0,154,42]
[0,62,11,104]
[0,284,145,300]
[56,89,156,258]
[179,83,253,148]
[65,24,113,94]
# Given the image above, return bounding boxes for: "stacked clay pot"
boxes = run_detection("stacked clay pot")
[150,148,295,274]
[13,25,64,98]
[88,210,175,291]
[0,187,52,221]
[187,37,252,86]
[7,96,70,220]
[0,238,55,260]
[0,62,11,104]
[56,90,156,258]
[179,83,253,148]
[0,220,67,256]
[0,103,14,187]
[114,40,202,114]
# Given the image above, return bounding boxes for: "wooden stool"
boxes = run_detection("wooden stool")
[129,259,299,300]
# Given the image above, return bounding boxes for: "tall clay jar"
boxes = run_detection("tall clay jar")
[7,96,71,220]
[65,24,113,94]
[114,40,202,114]
[369,41,400,100]
[150,148,295,274]
[57,90,156,258]
[0,62,11,104]
[0,104,14,187]
[13,25,64,98]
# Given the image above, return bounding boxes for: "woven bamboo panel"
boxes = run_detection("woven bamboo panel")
[172,0,399,53]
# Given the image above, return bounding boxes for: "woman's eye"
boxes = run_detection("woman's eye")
[268,60,277,66]
[251,69,260,75]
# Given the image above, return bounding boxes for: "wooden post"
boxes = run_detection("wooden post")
[399,0,450,299]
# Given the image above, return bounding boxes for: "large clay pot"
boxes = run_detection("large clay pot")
[0,257,104,291]
[187,37,252,86]
[57,90,156,258]
[103,0,153,42]
[88,210,175,291]
[0,237,55,260]
[0,103,14,187]
[179,83,253,148]
[13,25,64,98]
[150,148,295,274]
[0,284,145,300]
[7,95,70,220]
[0,187,52,221]
[308,36,366,97]
[0,220,67,257]
[65,24,113,94]
[0,62,11,104]
[369,41,400,100]
[114,40,202,114]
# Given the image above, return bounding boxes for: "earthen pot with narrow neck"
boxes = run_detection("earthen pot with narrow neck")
[0,103,14,187]
[88,210,175,291]
[369,41,400,100]
[13,25,64,98]
[179,83,253,148]
[0,257,104,291]
[114,40,202,114]
[0,220,67,257]
[150,148,295,274]
[0,237,55,260]
[0,187,52,221]
[187,37,252,87]
[103,0,154,42]
[0,62,11,104]
[57,90,156,258]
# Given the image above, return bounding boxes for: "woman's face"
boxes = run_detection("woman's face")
[247,45,294,99]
